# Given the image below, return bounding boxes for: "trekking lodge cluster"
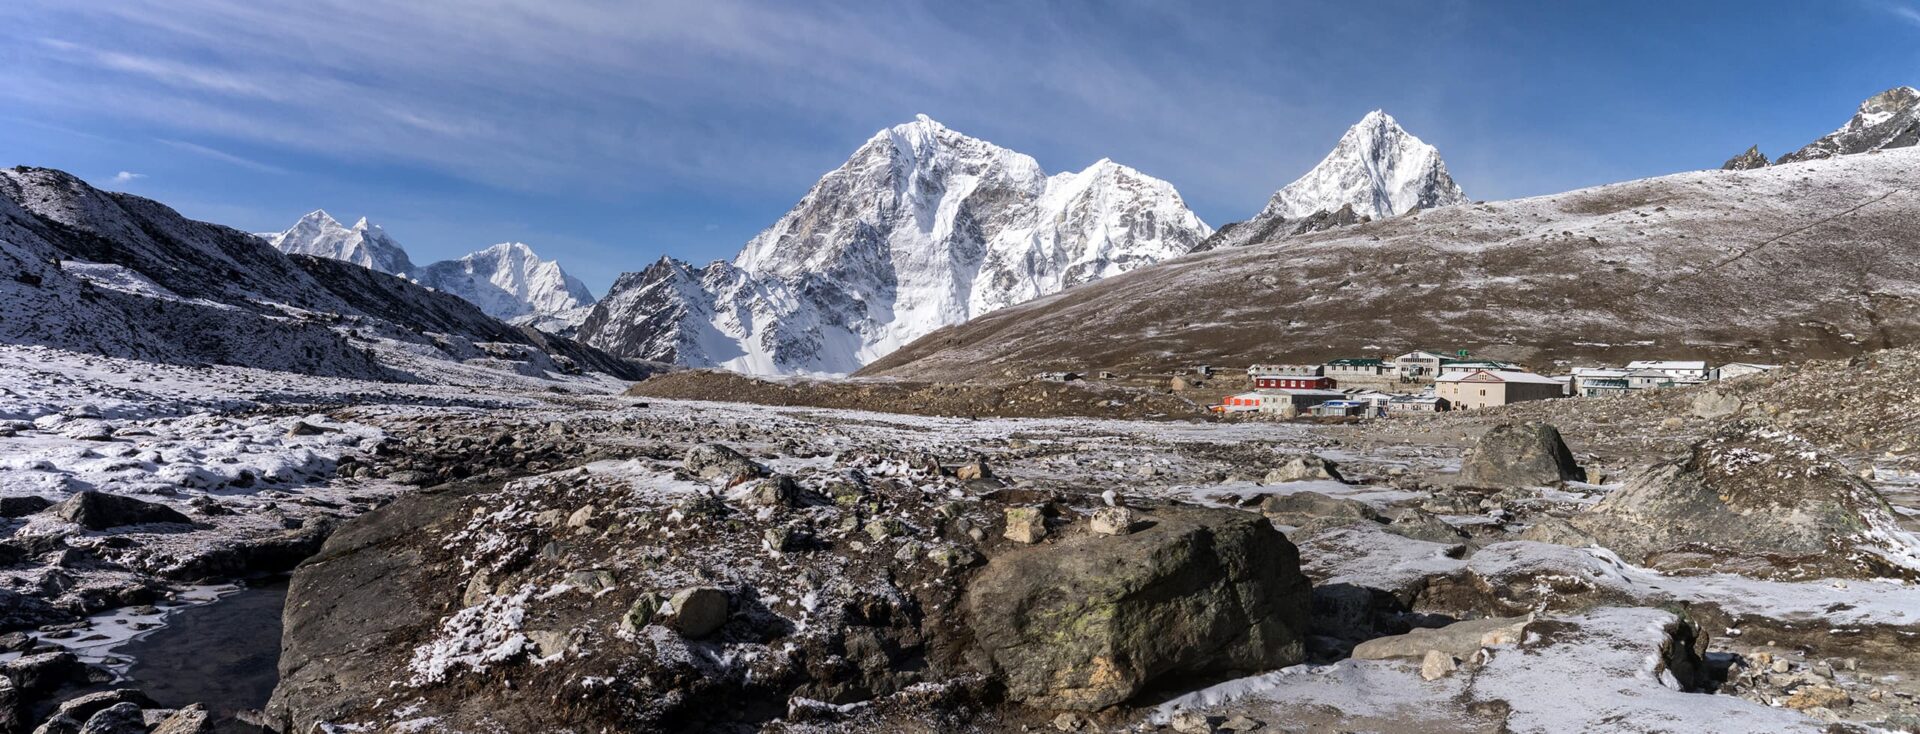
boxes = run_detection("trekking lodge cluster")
[1210,351,1781,418]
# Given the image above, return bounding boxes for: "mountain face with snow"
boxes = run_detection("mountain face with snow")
[863,145,1920,382]
[1777,86,1920,164]
[269,215,596,334]
[0,167,642,382]
[269,210,417,275]
[579,115,1212,375]
[416,242,597,334]
[1195,110,1466,251]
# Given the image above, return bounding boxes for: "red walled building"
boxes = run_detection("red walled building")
[1254,375,1336,390]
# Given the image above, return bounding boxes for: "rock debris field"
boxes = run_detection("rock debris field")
[1,343,1919,733]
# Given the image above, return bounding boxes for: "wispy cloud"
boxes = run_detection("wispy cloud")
[1883,1,1920,26]
[111,171,145,183]
[0,0,1342,210]
[157,139,288,174]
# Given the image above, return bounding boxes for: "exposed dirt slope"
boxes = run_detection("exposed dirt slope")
[861,149,1920,381]
[625,370,1206,420]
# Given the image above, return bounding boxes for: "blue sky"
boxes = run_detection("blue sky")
[3,0,1917,294]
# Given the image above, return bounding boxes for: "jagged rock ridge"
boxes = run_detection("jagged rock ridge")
[1778,86,1920,164]
[579,115,1212,375]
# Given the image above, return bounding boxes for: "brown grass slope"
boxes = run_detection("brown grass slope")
[860,149,1920,381]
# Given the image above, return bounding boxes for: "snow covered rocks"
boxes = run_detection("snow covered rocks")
[964,506,1310,711]
[1572,422,1920,579]
[1456,422,1585,488]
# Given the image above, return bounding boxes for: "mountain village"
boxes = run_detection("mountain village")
[1205,353,1780,418]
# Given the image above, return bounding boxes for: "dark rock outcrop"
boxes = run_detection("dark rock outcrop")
[1721,145,1769,170]
[49,492,192,531]
[1457,422,1585,488]
[963,506,1310,710]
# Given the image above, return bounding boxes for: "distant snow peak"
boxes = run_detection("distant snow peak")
[1266,109,1468,221]
[1776,86,1920,164]
[1190,109,1466,253]
[268,214,594,332]
[419,241,597,330]
[583,117,1212,375]
[270,209,417,276]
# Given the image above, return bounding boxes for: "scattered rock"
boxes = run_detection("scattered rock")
[50,689,159,725]
[1262,454,1345,484]
[56,419,115,441]
[953,459,992,482]
[1420,649,1458,680]
[965,506,1310,710]
[1782,685,1851,710]
[1089,507,1136,536]
[619,594,663,636]
[0,497,52,519]
[1351,615,1532,661]
[1690,390,1743,419]
[683,444,766,481]
[285,421,334,437]
[1169,711,1215,734]
[738,476,802,507]
[77,701,146,734]
[1457,422,1585,487]
[1258,491,1381,528]
[1003,507,1047,544]
[148,703,214,734]
[657,587,729,639]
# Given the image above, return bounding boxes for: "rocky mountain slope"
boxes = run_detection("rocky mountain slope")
[1725,86,1919,169]
[1777,86,1920,164]
[268,213,597,334]
[577,115,1212,375]
[862,144,1920,381]
[1196,110,1467,251]
[0,167,641,382]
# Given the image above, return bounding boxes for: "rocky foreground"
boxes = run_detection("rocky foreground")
[2,345,1920,733]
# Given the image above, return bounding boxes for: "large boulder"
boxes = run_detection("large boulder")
[963,506,1310,711]
[1261,454,1345,484]
[682,444,766,482]
[1457,423,1585,488]
[1572,423,1919,579]
[50,492,192,530]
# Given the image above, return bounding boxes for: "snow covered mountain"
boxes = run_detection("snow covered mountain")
[0,166,642,382]
[416,242,597,334]
[268,210,417,275]
[268,215,596,333]
[1778,86,1919,163]
[864,145,1920,381]
[1195,110,1466,251]
[579,115,1212,375]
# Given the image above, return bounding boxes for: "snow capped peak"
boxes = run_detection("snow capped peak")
[270,210,416,275]
[1262,110,1468,221]
[418,241,595,329]
[1779,85,1920,164]
[584,118,1211,375]
[297,209,342,227]
[267,213,594,334]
